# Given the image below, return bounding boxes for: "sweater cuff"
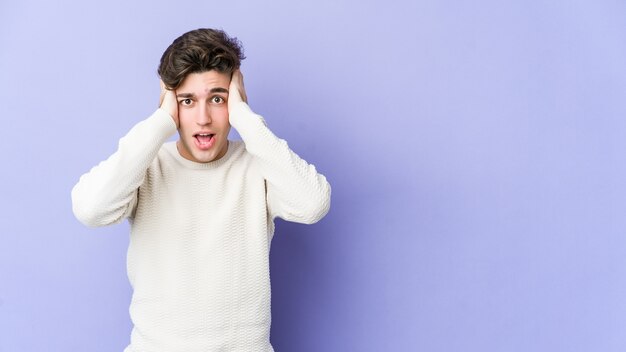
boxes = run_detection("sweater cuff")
[229,102,267,128]
[152,108,178,137]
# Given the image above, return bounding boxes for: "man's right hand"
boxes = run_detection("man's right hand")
[159,80,179,128]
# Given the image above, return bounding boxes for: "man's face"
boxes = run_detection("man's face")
[175,70,231,163]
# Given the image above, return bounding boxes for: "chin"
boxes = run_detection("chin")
[189,151,213,163]
[197,145,227,163]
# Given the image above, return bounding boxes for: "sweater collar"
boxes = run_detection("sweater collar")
[164,140,241,170]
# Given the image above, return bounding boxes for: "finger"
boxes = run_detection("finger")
[240,74,247,103]
[233,70,246,103]
[159,79,167,107]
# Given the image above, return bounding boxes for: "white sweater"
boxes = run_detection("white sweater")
[71,102,331,352]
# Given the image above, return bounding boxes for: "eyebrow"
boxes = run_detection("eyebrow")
[176,87,229,98]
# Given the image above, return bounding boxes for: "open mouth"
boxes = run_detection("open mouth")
[194,133,215,147]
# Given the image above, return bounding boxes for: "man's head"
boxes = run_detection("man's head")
[159,28,245,163]
[158,29,244,163]
[158,28,245,90]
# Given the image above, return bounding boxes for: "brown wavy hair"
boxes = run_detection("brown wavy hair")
[158,28,245,89]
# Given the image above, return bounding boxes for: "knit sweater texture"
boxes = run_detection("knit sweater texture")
[71,102,331,352]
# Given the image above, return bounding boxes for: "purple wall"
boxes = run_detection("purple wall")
[1,0,626,351]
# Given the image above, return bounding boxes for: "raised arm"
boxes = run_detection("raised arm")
[71,83,178,227]
[227,70,331,224]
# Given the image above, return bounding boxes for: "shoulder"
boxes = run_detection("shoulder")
[227,140,254,169]
[155,141,180,167]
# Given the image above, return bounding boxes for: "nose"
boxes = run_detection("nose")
[196,103,212,125]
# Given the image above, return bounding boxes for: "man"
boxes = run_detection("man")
[72,28,331,352]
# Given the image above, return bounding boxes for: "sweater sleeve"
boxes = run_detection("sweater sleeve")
[71,109,177,227]
[229,102,331,224]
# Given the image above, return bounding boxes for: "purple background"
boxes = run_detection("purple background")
[1,0,626,351]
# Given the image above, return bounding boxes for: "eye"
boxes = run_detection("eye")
[179,98,193,106]
[211,96,225,104]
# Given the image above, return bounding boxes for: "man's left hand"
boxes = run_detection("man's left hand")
[228,69,248,112]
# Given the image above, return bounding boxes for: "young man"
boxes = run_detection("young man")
[72,28,331,352]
